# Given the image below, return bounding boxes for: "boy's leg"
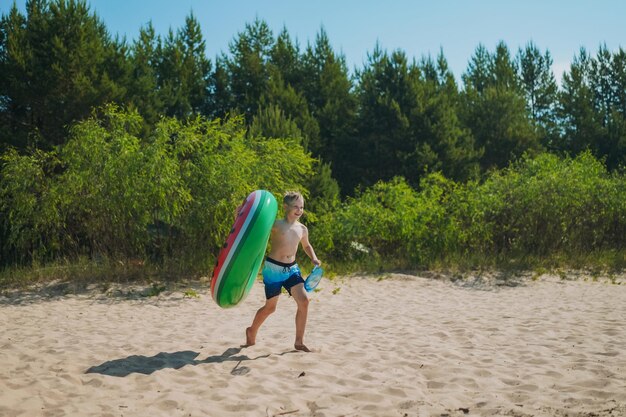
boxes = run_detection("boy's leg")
[245,296,279,346]
[290,283,311,352]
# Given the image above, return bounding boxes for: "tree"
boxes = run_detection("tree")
[608,47,626,168]
[156,13,211,119]
[0,0,126,149]
[270,27,304,89]
[248,104,339,219]
[558,48,605,156]
[343,45,481,192]
[516,42,559,149]
[463,43,492,94]
[492,41,520,91]
[410,52,482,183]
[558,45,626,169]
[345,45,417,192]
[260,27,317,151]
[127,22,162,126]
[225,18,274,121]
[207,55,233,119]
[461,42,541,170]
[249,104,303,143]
[301,27,356,164]
[259,75,319,151]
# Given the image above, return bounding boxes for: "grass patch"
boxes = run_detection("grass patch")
[183,288,200,298]
[1,248,624,293]
[145,282,166,297]
[0,257,209,291]
[426,250,626,277]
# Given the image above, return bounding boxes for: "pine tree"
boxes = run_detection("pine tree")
[128,22,162,126]
[263,28,319,151]
[0,0,125,149]
[562,45,626,169]
[410,52,482,183]
[249,104,303,143]
[179,13,211,116]
[347,45,417,191]
[301,27,356,165]
[248,103,339,217]
[259,74,319,151]
[156,13,211,119]
[516,42,559,149]
[226,18,274,121]
[207,55,233,119]
[270,27,304,89]
[608,47,626,169]
[463,43,492,94]
[461,42,541,170]
[558,48,604,156]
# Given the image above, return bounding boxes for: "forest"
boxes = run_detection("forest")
[1,1,626,282]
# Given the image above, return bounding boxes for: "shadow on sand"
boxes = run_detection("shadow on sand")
[85,347,294,377]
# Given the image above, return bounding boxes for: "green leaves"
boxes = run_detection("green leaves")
[323,152,626,267]
[0,0,125,149]
[0,148,62,262]
[461,43,542,171]
[329,176,449,264]
[472,151,626,254]
[0,106,313,267]
[558,46,626,170]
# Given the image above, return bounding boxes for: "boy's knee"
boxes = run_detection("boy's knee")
[297,296,309,309]
[264,302,277,314]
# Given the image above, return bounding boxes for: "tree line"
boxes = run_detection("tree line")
[1,1,626,273]
[3,1,626,191]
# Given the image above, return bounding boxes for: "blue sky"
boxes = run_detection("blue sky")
[3,0,625,84]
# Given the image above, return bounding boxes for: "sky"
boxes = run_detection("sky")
[3,0,626,84]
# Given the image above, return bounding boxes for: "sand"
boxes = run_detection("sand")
[1,272,625,417]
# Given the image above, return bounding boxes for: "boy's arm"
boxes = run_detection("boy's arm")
[300,225,321,266]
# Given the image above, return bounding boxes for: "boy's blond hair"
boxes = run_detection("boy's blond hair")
[283,191,303,205]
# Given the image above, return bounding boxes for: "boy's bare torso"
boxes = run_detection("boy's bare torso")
[267,219,305,263]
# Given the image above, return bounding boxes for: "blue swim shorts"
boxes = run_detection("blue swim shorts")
[262,257,305,299]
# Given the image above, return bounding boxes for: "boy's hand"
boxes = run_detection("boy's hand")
[312,258,321,267]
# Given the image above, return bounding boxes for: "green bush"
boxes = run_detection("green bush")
[0,105,314,271]
[2,104,626,278]
[461,152,626,255]
[326,175,458,266]
[321,151,626,268]
[0,149,64,263]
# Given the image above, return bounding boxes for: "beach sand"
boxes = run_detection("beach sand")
[1,272,625,417]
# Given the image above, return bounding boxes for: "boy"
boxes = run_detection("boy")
[244,191,321,352]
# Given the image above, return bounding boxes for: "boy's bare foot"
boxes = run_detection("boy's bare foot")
[294,343,312,352]
[244,327,256,347]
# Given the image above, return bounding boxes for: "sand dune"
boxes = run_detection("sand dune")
[1,273,625,416]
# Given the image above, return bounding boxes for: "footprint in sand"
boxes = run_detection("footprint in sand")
[157,399,178,411]
[426,381,446,389]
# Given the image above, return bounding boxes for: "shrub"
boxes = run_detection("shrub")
[0,105,314,271]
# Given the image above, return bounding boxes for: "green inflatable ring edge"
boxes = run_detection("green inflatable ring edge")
[215,190,277,307]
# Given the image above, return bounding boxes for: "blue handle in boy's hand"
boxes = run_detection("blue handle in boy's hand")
[304,266,323,292]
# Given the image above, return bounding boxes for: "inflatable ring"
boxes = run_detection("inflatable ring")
[211,190,277,308]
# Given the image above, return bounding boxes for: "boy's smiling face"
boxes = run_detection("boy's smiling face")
[284,196,304,220]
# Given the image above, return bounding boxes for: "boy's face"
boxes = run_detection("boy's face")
[285,197,304,219]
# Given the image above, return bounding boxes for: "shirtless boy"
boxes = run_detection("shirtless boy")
[244,191,321,352]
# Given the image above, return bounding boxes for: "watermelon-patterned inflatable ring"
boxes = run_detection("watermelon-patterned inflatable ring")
[211,190,277,308]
